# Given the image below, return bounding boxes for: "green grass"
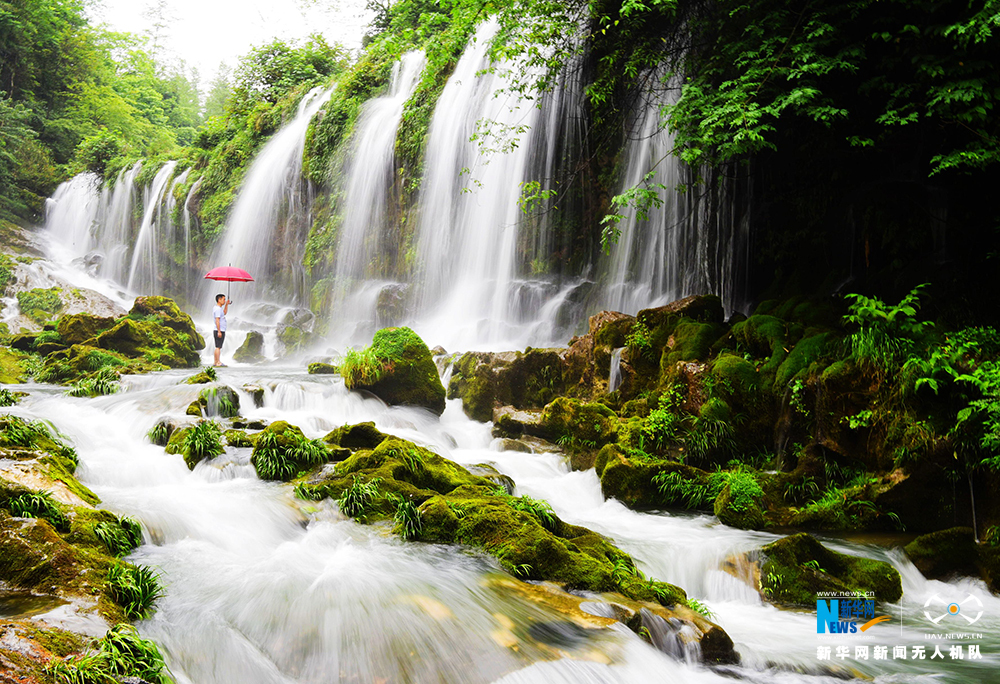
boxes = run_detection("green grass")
[107,563,163,620]
[94,516,143,557]
[7,490,70,531]
[17,287,64,324]
[0,387,18,406]
[686,597,715,619]
[182,420,223,462]
[390,493,423,540]
[67,367,120,398]
[338,475,382,516]
[46,623,170,684]
[252,431,294,480]
[147,423,169,446]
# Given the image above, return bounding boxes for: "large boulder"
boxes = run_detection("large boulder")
[757,533,902,607]
[342,327,446,415]
[233,331,265,363]
[129,296,201,342]
[449,349,567,422]
[56,313,116,345]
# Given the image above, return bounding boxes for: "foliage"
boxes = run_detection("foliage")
[67,367,120,397]
[338,475,383,516]
[0,387,18,406]
[250,430,294,480]
[844,284,933,373]
[181,420,224,463]
[686,597,714,619]
[94,516,143,558]
[146,423,169,446]
[106,563,163,620]
[390,493,423,540]
[7,489,69,531]
[46,623,169,684]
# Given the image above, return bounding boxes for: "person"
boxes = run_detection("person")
[212,294,231,367]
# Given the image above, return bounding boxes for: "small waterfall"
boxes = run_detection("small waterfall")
[128,161,179,294]
[100,162,144,285]
[44,172,101,261]
[608,347,624,392]
[209,87,333,307]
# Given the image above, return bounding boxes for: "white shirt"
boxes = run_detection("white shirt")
[213,305,227,332]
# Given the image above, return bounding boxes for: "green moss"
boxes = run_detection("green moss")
[39,455,100,507]
[731,314,788,377]
[661,320,724,367]
[308,361,338,374]
[323,422,387,450]
[224,429,255,448]
[760,533,902,607]
[0,346,28,382]
[774,331,837,388]
[17,287,63,324]
[233,331,266,363]
[252,421,331,481]
[903,527,978,579]
[55,313,116,345]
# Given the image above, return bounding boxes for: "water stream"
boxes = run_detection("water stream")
[7,363,999,683]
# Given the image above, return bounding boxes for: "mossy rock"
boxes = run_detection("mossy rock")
[251,420,333,481]
[55,314,116,345]
[323,422,387,450]
[308,361,338,374]
[185,368,217,384]
[760,533,902,607]
[539,397,618,446]
[278,325,312,354]
[903,527,978,579]
[164,427,190,455]
[713,474,766,530]
[661,320,725,367]
[774,331,837,389]
[129,296,202,343]
[234,331,265,363]
[344,327,446,415]
[0,346,28,383]
[595,445,702,510]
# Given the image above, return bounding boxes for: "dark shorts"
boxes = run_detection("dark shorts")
[213,330,226,349]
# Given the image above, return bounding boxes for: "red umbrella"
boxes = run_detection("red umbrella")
[204,266,254,300]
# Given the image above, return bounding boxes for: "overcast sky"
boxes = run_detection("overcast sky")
[87,0,372,86]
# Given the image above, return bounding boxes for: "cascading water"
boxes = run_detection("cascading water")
[608,347,624,393]
[128,161,179,294]
[209,87,333,308]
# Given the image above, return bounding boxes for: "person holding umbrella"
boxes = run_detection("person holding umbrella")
[204,265,254,367]
[212,293,231,367]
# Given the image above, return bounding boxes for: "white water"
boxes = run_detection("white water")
[608,347,624,393]
[209,87,333,309]
[128,161,179,294]
[7,368,999,683]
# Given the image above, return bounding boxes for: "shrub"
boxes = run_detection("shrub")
[95,516,144,557]
[107,563,163,620]
[182,420,224,463]
[338,475,382,516]
[7,490,69,531]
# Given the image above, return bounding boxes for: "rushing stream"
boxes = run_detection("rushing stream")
[7,360,1000,683]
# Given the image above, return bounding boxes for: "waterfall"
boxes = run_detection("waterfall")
[599,88,751,316]
[128,161,179,294]
[410,21,572,349]
[333,51,426,288]
[182,178,202,295]
[99,162,144,286]
[209,87,333,307]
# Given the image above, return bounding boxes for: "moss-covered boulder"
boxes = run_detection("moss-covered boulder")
[538,397,618,447]
[56,313,116,345]
[308,361,338,374]
[759,533,902,607]
[185,367,217,384]
[234,331,265,363]
[194,385,240,419]
[0,347,28,383]
[322,422,387,450]
[17,287,64,324]
[129,296,201,342]
[342,327,446,414]
[903,527,978,579]
[449,349,567,422]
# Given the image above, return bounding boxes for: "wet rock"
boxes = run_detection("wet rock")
[251,421,335,481]
[495,438,533,453]
[538,397,618,446]
[756,533,902,607]
[449,349,566,422]
[465,463,516,493]
[342,327,446,415]
[194,386,240,419]
[307,362,338,375]
[375,284,408,327]
[277,325,313,355]
[430,345,447,356]
[231,418,268,431]
[713,474,767,530]
[184,367,217,384]
[280,308,316,332]
[224,429,256,449]
[233,331,266,363]
[491,406,544,438]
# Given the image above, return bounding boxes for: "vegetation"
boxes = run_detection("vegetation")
[181,420,224,467]
[94,516,144,558]
[7,489,70,532]
[46,624,170,684]
[107,563,163,620]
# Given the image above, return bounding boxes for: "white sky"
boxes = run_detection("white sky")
[88,0,372,88]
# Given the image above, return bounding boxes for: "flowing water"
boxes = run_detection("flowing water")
[7,363,999,683]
